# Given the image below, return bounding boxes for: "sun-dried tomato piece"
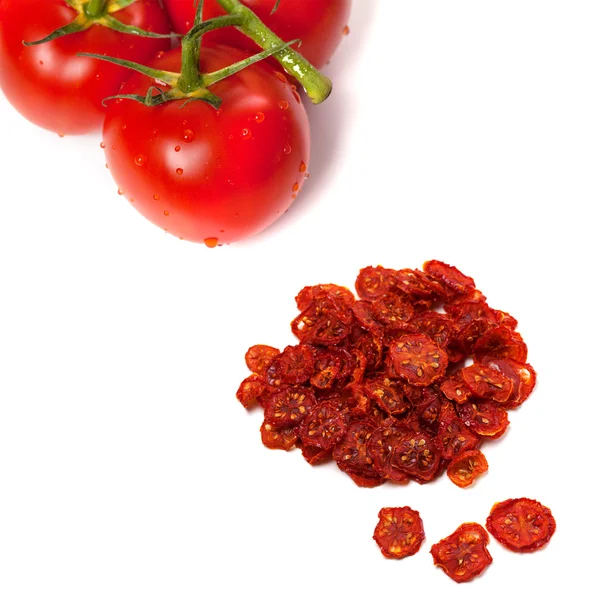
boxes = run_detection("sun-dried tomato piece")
[394,268,444,302]
[486,498,556,553]
[260,421,298,451]
[456,401,509,438]
[301,444,332,465]
[423,260,476,301]
[351,329,384,371]
[299,401,347,451]
[373,507,425,559]
[437,402,481,461]
[295,283,355,311]
[293,311,354,347]
[310,347,352,389]
[445,300,497,328]
[417,392,443,435]
[473,325,528,363]
[494,309,518,329]
[244,344,280,377]
[236,374,265,409]
[440,375,472,404]
[461,363,514,403]
[481,357,537,409]
[264,386,316,427]
[363,378,410,416]
[447,450,488,488]
[367,419,410,483]
[350,301,383,334]
[355,266,397,301]
[333,419,384,487]
[371,293,414,326]
[346,348,367,386]
[265,345,315,386]
[431,522,493,583]
[392,428,441,483]
[410,311,455,348]
[455,318,494,355]
[387,334,448,387]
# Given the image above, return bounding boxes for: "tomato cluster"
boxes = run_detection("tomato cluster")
[0,0,351,244]
[237,260,536,487]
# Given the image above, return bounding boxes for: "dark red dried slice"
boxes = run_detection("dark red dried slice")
[363,378,410,416]
[486,498,556,552]
[295,283,355,311]
[299,401,347,451]
[456,401,509,438]
[394,268,444,301]
[301,444,332,465]
[373,507,425,559]
[350,301,383,334]
[264,387,316,427]
[371,293,414,326]
[294,311,353,347]
[423,260,476,300]
[431,522,493,583]
[367,419,410,483]
[447,450,488,488]
[437,402,481,461]
[473,325,528,363]
[355,266,397,300]
[456,318,494,354]
[440,375,472,404]
[481,357,536,409]
[461,363,514,403]
[310,347,352,389]
[346,348,367,386]
[244,344,280,377]
[236,374,265,409]
[266,345,315,386]
[410,311,455,348]
[417,393,443,435]
[260,421,298,451]
[391,428,441,483]
[387,334,448,386]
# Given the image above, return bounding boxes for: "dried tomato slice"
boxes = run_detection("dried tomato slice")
[440,375,472,404]
[265,345,315,386]
[355,266,397,301]
[486,498,556,552]
[244,344,280,377]
[295,283,355,311]
[392,428,441,483]
[260,421,298,451]
[363,378,410,416]
[264,386,316,427]
[430,522,493,583]
[481,357,537,409]
[456,401,509,438]
[447,450,488,488]
[301,444,332,465]
[367,419,410,483]
[299,401,347,451]
[373,507,425,559]
[410,311,455,348]
[473,325,528,363]
[310,347,352,389]
[371,293,414,326]
[461,363,514,403]
[387,334,448,387]
[437,402,481,461]
[423,260,476,300]
[236,374,265,409]
[394,268,443,302]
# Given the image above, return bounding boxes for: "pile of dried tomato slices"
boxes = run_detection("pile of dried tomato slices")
[236,260,536,487]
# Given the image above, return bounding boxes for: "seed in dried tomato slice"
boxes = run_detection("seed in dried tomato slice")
[473,325,528,363]
[445,300,497,329]
[394,268,444,301]
[423,260,476,300]
[301,444,332,465]
[355,266,397,301]
[363,378,410,416]
[437,402,481,461]
[333,419,384,486]
[295,311,354,347]
[481,357,537,409]
[236,374,266,409]
[350,301,384,334]
[486,498,556,553]
[295,284,355,311]
[351,329,384,372]
[456,318,494,355]
[346,348,367,386]
[367,419,410,483]
[310,347,352,389]
[391,428,441,483]
[265,345,315,387]
[431,522,493,583]
[461,364,514,403]
[260,421,298,451]
[264,386,316,428]
[244,345,280,377]
[440,375,472,404]
[373,507,425,559]
[372,293,414,326]
[410,311,455,348]
[456,401,509,438]
[387,334,448,387]
[299,401,347,451]
[417,393,443,435]
[447,449,488,488]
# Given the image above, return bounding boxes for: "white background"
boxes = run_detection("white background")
[1,1,598,598]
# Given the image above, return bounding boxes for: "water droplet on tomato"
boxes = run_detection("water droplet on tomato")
[220,229,225,233]
[117,188,124,195]
[204,237,219,248]
[176,168,183,175]
[58,132,65,138]
[111,145,116,150]
[283,144,292,155]
[95,73,101,80]
[305,172,311,179]
[182,129,195,143]
[292,182,299,192]
[274,71,287,84]
[241,128,252,139]
[292,194,297,199]
[174,145,181,152]
[153,194,160,201]
[39,60,43,65]
[254,112,265,123]
[134,154,147,167]
[299,161,307,172]
[129,198,135,203]
[105,163,109,169]
[292,89,301,103]
[121,124,127,130]
[155,50,165,59]
[278,100,289,110]
[152,129,158,135]
[164,210,169,216]
[100,142,106,149]
[216,109,223,116]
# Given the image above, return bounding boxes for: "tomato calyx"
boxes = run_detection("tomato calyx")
[23,0,174,46]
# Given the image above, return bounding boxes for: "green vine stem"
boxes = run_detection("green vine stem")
[215,0,332,104]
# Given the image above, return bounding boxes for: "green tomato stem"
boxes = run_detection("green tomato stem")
[215,0,332,104]
[85,0,106,18]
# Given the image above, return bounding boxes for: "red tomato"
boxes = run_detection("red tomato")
[102,46,310,245]
[0,0,170,135]
[163,0,352,68]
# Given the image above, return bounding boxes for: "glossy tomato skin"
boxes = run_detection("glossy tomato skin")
[163,0,351,68]
[103,46,310,244]
[0,0,170,135]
